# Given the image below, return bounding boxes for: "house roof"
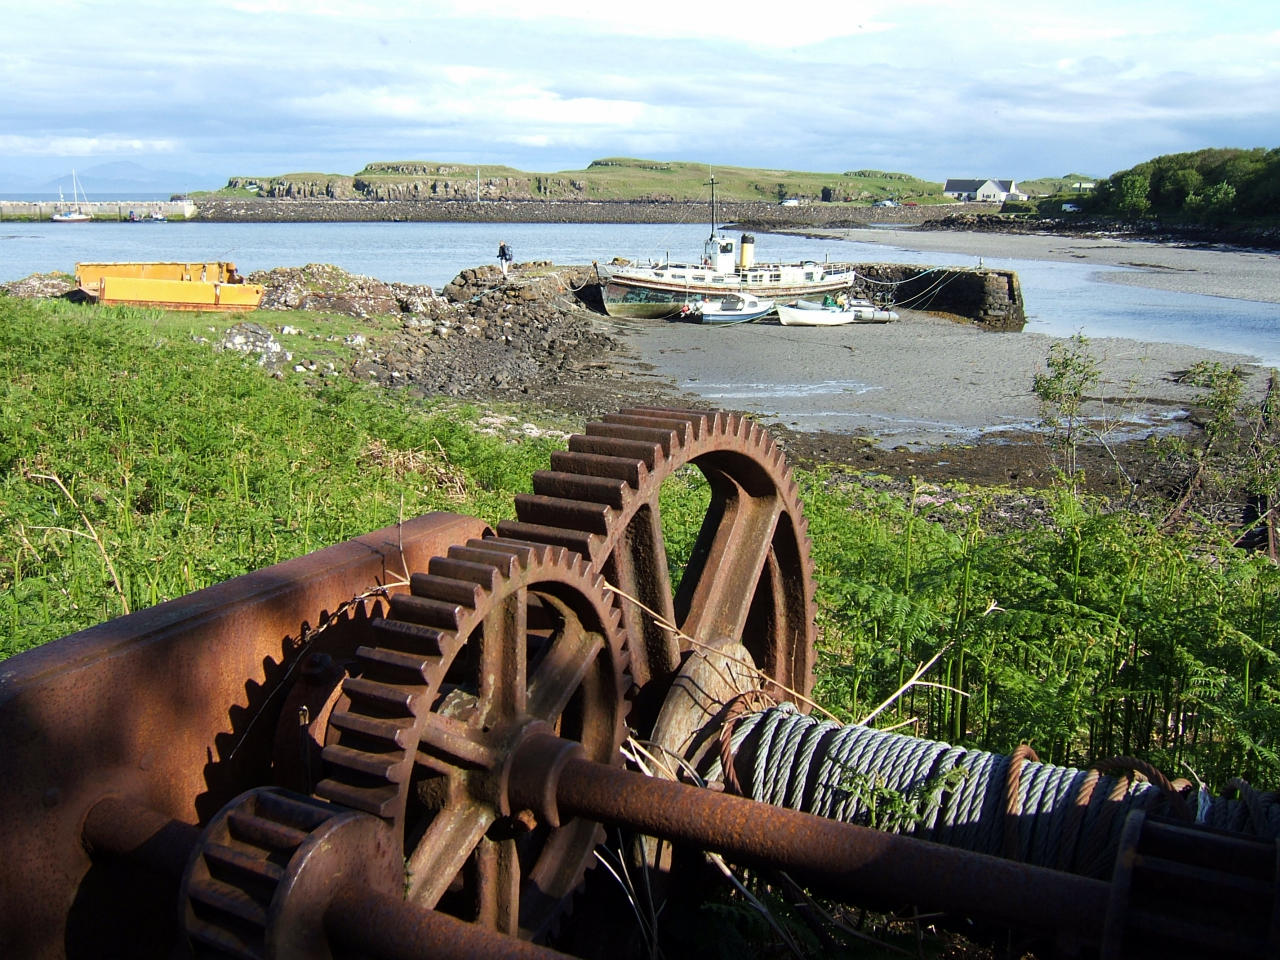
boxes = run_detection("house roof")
[943,179,988,192]
[943,178,1019,193]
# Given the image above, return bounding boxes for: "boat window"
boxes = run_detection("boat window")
[712,277,726,283]
[672,273,685,279]
[805,272,815,280]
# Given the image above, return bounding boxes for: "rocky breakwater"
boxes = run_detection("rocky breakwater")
[240,261,674,415]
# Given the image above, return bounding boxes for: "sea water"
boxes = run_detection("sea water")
[2,220,1278,365]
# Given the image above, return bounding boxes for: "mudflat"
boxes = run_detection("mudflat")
[607,228,1277,452]
[809,226,1280,304]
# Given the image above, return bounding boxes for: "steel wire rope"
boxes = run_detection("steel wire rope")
[726,704,1280,879]
[889,270,962,311]
[848,266,943,288]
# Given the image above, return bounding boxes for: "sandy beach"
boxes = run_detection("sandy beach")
[611,229,1279,449]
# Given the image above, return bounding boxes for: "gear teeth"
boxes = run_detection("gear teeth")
[388,592,468,630]
[494,519,594,557]
[354,643,437,682]
[549,450,646,487]
[567,432,663,467]
[335,675,422,713]
[600,412,697,444]
[427,556,502,589]
[513,493,612,535]
[532,470,629,508]
[327,708,414,747]
[444,543,521,574]
[368,618,447,657]
[406,572,484,607]
[584,420,680,456]
[476,536,552,564]
[313,778,401,818]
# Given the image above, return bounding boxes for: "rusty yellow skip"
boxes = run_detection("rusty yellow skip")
[75,261,264,311]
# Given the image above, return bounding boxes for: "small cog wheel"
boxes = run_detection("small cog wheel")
[182,786,398,959]
[311,537,628,940]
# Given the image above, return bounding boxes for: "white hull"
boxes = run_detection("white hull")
[777,301,898,326]
[692,295,775,324]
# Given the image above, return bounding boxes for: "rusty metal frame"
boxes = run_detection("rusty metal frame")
[0,512,487,959]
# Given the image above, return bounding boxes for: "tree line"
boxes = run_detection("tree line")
[1087,147,1280,221]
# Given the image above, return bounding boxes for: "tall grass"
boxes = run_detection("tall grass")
[803,471,1280,791]
[0,296,555,655]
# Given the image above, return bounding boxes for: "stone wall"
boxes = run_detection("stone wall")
[0,200,198,221]
[850,263,1024,331]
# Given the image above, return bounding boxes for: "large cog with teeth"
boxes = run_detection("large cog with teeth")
[310,536,629,941]
[497,406,815,723]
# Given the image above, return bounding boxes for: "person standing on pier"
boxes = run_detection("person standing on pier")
[497,241,513,276]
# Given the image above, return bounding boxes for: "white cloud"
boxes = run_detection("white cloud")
[2,0,1276,184]
[0,135,178,156]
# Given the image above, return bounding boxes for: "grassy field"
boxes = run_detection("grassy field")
[3,292,1277,792]
[207,157,949,204]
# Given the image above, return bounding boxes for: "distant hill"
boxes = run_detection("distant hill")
[37,161,215,195]
[211,158,950,205]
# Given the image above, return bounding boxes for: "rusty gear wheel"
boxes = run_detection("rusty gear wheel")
[311,537,628,940]
[497,407,815,721]
[182,787,399,959]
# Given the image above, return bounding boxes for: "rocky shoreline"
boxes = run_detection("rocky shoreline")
[188,197,1280,252]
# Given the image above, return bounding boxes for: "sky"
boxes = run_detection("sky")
[2,0,1278,191]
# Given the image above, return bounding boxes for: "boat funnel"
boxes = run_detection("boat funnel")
[738,234,756,270]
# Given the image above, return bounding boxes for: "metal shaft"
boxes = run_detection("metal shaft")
[327,890,576,960]
[513,736,1110,941]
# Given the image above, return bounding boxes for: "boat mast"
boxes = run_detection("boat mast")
[708,172,717,240]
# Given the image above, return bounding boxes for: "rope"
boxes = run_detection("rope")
[848,266,943,288]
[726,704,1280,879]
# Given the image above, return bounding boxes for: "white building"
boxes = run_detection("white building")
[942,179,1027,203]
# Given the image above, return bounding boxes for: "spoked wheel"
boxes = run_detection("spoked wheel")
[498,407,815,725]
[312,537,628,940]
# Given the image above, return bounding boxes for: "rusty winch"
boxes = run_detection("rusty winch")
[1,408,1275,959]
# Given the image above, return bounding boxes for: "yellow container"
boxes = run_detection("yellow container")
[92,276,264,312]
[76,261,244,288]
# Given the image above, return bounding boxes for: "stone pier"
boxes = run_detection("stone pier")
[0,200,198,222]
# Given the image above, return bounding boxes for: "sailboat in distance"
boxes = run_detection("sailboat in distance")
[51,170,91,222]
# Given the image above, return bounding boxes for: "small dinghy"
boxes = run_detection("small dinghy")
[777,295,898,326]
[687,293,775,324]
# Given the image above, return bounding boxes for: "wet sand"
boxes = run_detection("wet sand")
[807,226,1280,304]
[611,229,1277,449]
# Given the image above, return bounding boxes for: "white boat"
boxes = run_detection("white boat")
[50,170,91,223]
[777,297,898,326]
[595,175,860,319]
[686,293,775,324]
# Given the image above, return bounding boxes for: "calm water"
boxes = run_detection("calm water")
[3,220,1278,364]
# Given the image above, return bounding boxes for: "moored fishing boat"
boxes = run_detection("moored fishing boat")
[595,175,859,319]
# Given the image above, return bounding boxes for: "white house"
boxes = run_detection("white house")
[942,179,1026,203]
